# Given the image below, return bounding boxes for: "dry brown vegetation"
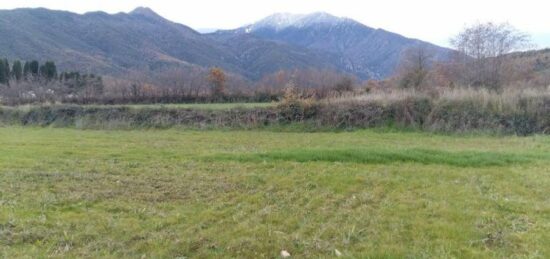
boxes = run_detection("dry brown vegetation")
[1,87,548,135]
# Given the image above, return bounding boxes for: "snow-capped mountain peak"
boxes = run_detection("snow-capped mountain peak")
[252,13,305,30]
[248,12,351,31]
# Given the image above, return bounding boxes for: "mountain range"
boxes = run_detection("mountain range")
[0,7,452,80]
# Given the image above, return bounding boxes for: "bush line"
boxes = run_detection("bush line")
[1,93,548,135]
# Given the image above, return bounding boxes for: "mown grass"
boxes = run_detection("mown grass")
[212,148,546,167]
[0,127,549,258]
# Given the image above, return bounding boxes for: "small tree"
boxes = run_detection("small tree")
[333,76,354,94]
[0,59,11,85]
[396,46,433,89]
[208,67,226,100]
[40,61,57,81]
[282,81,300,103]
[2,59,9,82]
[0,60,6,85]
[450,22,530,89]
[277,80,317,122]
[23,61,30,79]
[29,60,39,77]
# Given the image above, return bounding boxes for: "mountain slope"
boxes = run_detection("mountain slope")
[0,8,453,80]
[219,12,452,79]
[502,48,550,86]
[206,32,342,79]
[0,7,241,74]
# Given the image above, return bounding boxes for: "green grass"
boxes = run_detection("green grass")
[0,127,549,258]
[213,148,546,167]
[7,102,275,111]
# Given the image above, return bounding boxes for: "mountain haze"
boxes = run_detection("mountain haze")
[0,7,452,80]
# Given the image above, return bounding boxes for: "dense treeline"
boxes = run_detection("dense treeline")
[0,59,57,84]
[91,67,357,105]
[0,60,358,105]
[0,59,105,105]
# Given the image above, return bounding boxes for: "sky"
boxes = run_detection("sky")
[1,0,550,48]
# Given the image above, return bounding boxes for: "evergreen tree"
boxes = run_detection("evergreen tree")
[2,59,9,84]
[29,60,39,76]
[12,60,23,81]
[40,61,57,80]
[23,61,30,79]
[0,60,6,84]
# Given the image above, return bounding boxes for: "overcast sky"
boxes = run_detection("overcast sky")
[1,0,550,48]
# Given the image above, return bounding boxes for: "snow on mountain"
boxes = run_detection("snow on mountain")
[247,12,352,31]
[217,12,453,79]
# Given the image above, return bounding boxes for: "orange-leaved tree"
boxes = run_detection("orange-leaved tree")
[208,67,226,100]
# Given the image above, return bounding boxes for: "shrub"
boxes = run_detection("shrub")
[277,83,318,123]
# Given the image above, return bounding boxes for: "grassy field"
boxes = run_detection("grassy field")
[0,127,549,258]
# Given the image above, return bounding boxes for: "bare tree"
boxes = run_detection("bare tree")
[396,46,434,89]
[333,76,355,94]
[450,22,531,89]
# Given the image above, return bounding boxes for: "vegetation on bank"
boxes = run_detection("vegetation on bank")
[1,128,549,258]
[1,88,548,135]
